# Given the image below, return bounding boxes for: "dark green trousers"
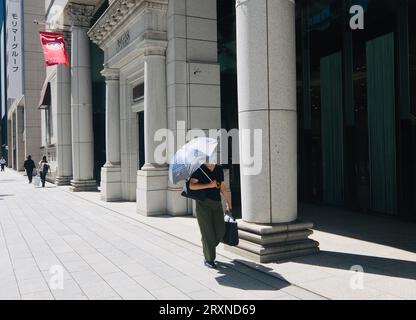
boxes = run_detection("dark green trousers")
[196,198,225,262]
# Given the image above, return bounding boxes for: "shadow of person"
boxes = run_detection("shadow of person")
[213,259,290,291]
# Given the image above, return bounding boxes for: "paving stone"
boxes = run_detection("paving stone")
[150,286,190,300]
[17,277,50,295]
[22,291,54,300]
[117,263,152,278]
[165,275,208,294]
[133,274,171,291]
[101,272,137,289]
[79,282,120,300]
[115,285,155,300]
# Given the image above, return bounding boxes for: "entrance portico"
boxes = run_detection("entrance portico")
[88,0,170,211]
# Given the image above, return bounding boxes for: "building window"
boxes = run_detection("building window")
[46,106,53,145]
[39,82,52,145]
[132,83,144,102]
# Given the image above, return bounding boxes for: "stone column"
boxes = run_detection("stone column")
[8,118,15,169]
[137,46,168,216]
[16,106,25,171]
[7,119,12,168]
[68,3,96,192]
[55,41,73,185]
[228,0,319,262]
[100,68,122,201]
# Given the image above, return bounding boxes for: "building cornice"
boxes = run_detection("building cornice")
[88,0,168,47]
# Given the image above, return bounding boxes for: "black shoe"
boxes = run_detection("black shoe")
[204,260,218,269]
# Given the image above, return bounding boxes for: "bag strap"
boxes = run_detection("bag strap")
[198,167,213,182]
[186,166,213,185]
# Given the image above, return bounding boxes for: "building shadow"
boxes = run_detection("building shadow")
[0,179,17,183]
[290,250,416,281]
[213,260,290,291]
[299,203,416,253]
[0,194,14,200]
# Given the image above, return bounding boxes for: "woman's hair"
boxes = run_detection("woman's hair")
[42,156,47,161]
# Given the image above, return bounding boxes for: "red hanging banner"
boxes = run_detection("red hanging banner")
[39,32,69,67]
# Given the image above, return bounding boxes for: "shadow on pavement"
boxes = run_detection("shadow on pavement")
[291,250,416,280]
[0,194,14,200]
[299,203,416,253]
[214,260,290,291]
[0,180,17,183]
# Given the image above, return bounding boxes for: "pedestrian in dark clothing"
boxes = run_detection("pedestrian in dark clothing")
[0,157,6,172]
[38,156,50,188]
[189,162,232,269]
[23,155,36,184]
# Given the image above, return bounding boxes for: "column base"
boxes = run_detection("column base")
[55,176,72,186]
[225,220,320,263]
[101,166,122,202]
[70,179,97,192]
[136,169,168,216]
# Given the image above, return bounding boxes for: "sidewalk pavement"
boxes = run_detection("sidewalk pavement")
[1,168,416,300]
[0,169,321,300]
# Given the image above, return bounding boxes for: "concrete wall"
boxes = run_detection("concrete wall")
[166,0,223,216]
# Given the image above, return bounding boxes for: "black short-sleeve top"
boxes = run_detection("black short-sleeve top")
[190,164,224,202]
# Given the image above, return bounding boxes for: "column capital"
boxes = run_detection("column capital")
[67,3,95,28]
[101,68,120,81]
[143,42,167,57]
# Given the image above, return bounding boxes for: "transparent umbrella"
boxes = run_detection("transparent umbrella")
[168,137,218,185]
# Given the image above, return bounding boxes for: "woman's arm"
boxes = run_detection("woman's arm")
[220,182,232,211]
[189,178,217,191]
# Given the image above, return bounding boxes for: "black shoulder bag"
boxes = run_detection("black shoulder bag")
[181,168,213,201]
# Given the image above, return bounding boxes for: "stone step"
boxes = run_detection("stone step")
[237,220,314,235]
[238,229,313,246]
[235,238,320,256]
[226,244,320,264]
[224,220,320,263]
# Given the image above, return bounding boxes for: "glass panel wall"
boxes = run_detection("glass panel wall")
[217,0,415,219]
[297,0,415,218]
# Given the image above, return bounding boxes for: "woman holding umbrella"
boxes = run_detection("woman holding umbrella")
[169,137,232,269]
[189,161,232,269]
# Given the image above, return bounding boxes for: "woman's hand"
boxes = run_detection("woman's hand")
[220,182,232,211]
[225,201,232,212]
[209,180,219,189]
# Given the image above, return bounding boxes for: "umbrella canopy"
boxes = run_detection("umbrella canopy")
[169,137,218,185]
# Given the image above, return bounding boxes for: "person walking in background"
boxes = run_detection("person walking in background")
[189,162,232,269]
[23,155,36,184]
[38,156,50,188]
[0,156,6,172]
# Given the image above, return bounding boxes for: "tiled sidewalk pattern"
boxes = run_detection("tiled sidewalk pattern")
[0,170,321,300]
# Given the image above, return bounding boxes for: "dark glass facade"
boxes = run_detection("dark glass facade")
[218,0,416,219]
[90,0,109,183]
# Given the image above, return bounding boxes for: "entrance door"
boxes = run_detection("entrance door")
[366,33,397,215]
[138,111,145,170]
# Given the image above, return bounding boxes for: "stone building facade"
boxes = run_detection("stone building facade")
[6,0,45,171]
[36,0,318,262]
